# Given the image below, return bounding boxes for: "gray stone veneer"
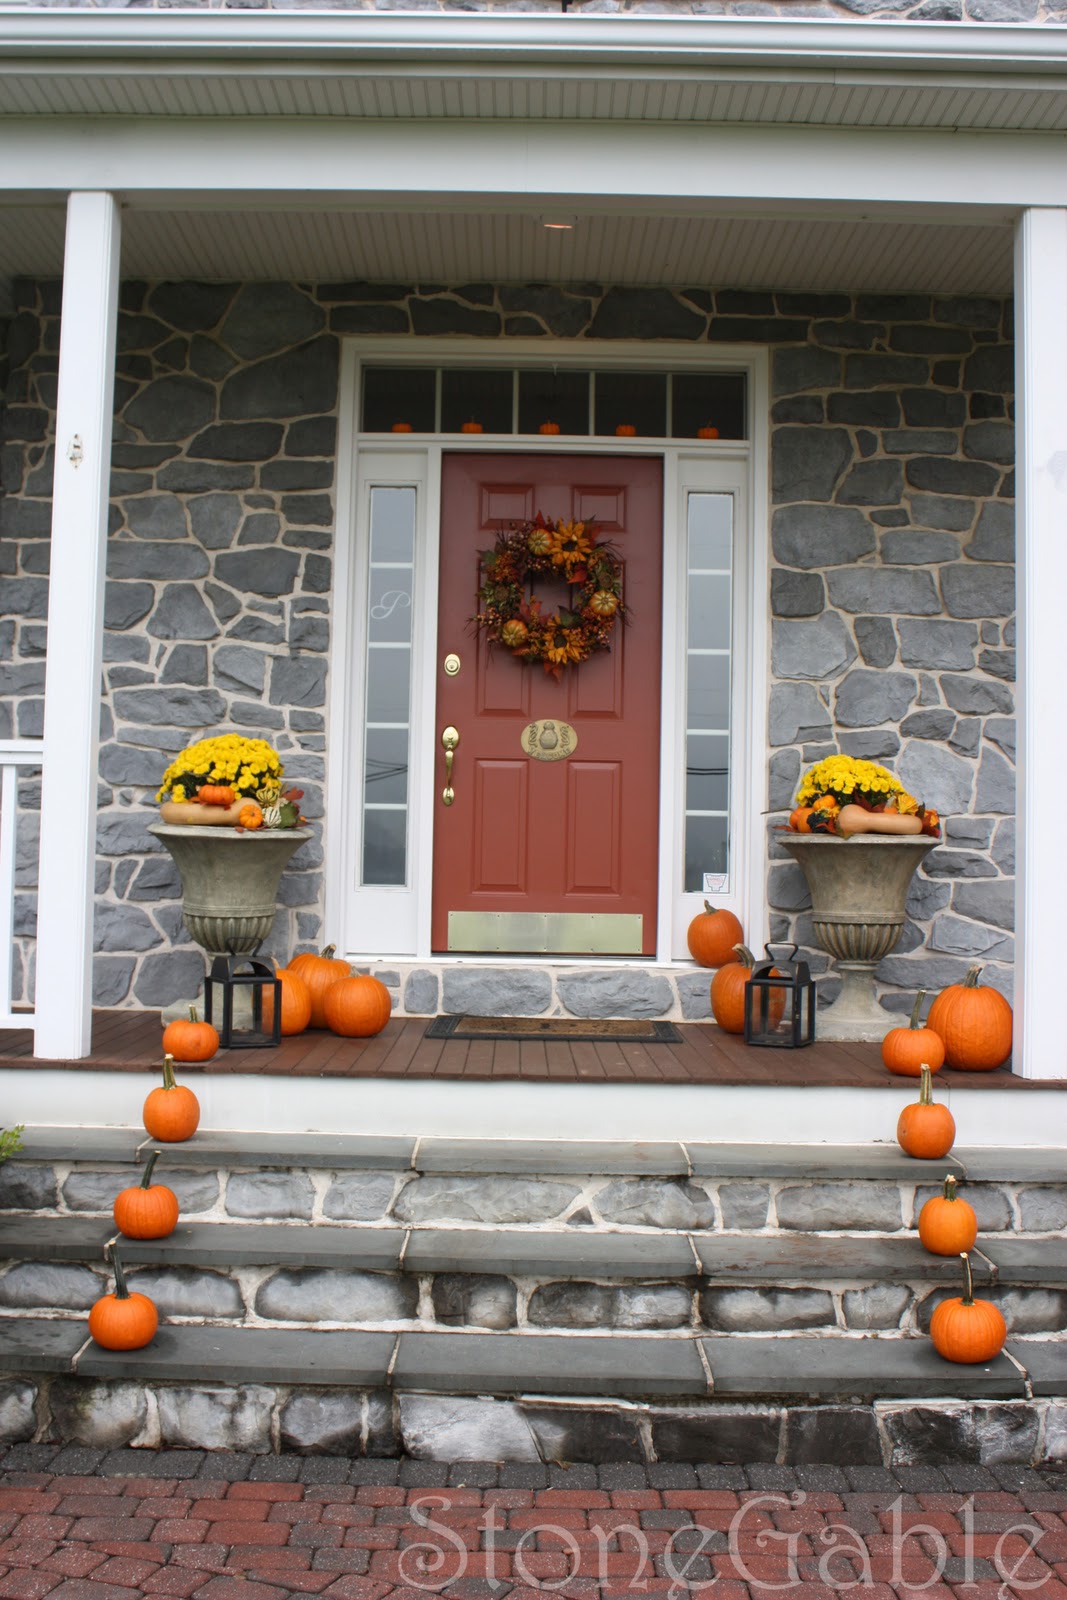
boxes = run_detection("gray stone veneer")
[0,281,1014,1014]
[12,1,1058,22]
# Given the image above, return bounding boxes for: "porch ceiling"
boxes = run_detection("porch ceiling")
[0,204,1014,312]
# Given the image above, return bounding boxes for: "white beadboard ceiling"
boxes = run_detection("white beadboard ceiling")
[0,204,1015,313]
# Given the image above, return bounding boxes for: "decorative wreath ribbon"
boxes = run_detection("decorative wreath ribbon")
[472,514,626,677]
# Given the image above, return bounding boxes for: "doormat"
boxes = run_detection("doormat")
[425,1015,682,1043]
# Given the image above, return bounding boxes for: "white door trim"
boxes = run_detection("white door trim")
[327,337,770,966]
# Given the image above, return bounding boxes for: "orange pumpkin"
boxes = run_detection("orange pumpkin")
[896,1064,955,1160]
[264,966,312,1037]
[288,944,352,1029]
[926,967,1013,1072]
[929,1253,1006,1364]
[500,619,529,649]
[391,422,412,432]
[195,785,236,808]
[88,1252,158,1351]
[918,1173,978,1257]
[686,902,745,969]
[323,974,393,1038]
[710,944,785,1035]
[697,425,720,439]
[237,801,264,830]
[539,422,561,435]
[615,424,637,437]
[461,420,484,434]
[881,991,945,1078]
[113,1150,179,1240]
[588,591,619,618]
[161,1005,218,1064]
[143,1054,201,1143]
[789,806,814,833]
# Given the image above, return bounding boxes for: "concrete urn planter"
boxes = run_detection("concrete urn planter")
[780,834,937,1042]
[150,823,311,956]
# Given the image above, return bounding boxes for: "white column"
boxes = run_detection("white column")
[1012,210,1067,1080]
[33,192,121,1060]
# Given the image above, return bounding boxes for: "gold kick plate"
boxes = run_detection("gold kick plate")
[447,912,644,954]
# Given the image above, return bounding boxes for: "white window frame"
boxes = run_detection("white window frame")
[326,337,769,965]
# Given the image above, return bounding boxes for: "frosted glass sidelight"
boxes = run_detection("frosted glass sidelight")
[684,493,734,893]
[361,486,416,887]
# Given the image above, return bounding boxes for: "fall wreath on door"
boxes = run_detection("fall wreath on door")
[473,515,626,677]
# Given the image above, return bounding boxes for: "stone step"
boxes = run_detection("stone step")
[2,1315,1055,1401]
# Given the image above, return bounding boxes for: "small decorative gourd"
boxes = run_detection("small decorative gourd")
[929,1252,1007,1364]
[88,1250,159,1351]
[926,967,1013,1072]
[896,1065,955,1160]
[143,1054,201,1143]
[918,1173,978,1257]
[686,902,744,969]
[881,991,945,1078]
[113,1150,179,1240]
[161,1005,219,1064]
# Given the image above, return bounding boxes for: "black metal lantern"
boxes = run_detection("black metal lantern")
[203,955,282,1049]
[743,943,816,1049]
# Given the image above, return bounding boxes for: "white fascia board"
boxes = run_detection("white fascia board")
[0,115,1063,215]
[3,10,1067,79]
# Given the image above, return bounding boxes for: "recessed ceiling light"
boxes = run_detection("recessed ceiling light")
[540,215,577,231]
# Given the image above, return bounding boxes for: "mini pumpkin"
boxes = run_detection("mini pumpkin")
[143,1054,201,1143]
[588,590,619,618]
[88,1250,158,1351]
[789,806,814,833]
[929,1252,1007,1364]
[527,527,553,558]
[195,784,236,808]
[113,1149,179,1240]
[538,421,561,435]
[288,944,352,1029]
[686,902,744,969]
[161,1004,219,1064]
[237,801,264,830]
[896,1064,955,1160]
[615,424,637,437]
[323,973,393,1038]
[926,967,1013,1072]
[500,619,529,649]
[697,425,720,439]
[881,991,945,1078]
[710,944,785,1035]
[918,1173,978,1257]
[264,965,312,1037]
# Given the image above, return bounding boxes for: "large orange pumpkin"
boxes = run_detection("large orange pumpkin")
[929,1253,1006,1364]
[323,974,393,1038]
[88,1252,158,1351]
[143,1054,200,1143]
[926,967,1013,1072]
[896,1065,955,1160]
[709,944,785,1035]
[113,1150,179,1241]
[289,944,352,1029]
[918,1174,978,1257]
[263,966,312,1037]
[881,991,945,1078]
[686,902,744,969]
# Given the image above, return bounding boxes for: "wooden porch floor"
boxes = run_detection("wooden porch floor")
[0,1008,1049,1088]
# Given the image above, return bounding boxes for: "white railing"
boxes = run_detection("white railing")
[0,739,43,1030]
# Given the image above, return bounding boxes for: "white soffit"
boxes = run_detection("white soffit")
[2,13,1067,132]
[0,205,1015,306]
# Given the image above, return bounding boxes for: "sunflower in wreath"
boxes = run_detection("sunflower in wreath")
[473,514,626,678]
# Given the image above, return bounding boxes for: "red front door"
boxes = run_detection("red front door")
[431,453,663,955]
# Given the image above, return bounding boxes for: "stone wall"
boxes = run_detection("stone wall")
[26,0,1059,22]
[0,279,1014,1010]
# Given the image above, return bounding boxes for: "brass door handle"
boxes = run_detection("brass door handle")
[441,726,460,806]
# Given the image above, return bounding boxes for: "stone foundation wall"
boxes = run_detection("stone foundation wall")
[0,280,1014,1011]
[22,1,1061,22]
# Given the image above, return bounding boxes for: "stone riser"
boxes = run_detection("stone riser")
[362,963,721,1023]
[6,1161,1066,1234]
[4,1264,1067,1340]
[1,1374,1063,1470]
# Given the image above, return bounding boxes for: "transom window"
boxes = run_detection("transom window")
[361,365,747,440]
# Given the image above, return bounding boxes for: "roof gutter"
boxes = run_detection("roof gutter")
[2,8,1067,81]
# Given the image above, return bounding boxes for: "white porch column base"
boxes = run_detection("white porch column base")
[1013,210,1067,1081]
[33,192,121,1060]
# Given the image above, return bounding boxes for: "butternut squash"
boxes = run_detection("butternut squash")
[836,805,923,838]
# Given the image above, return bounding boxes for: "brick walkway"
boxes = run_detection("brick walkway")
[0,1450,1065,1600]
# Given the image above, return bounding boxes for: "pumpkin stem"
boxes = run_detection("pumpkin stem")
[188,1005,200,1024]
[908,991,926,1031]
[733,943,757,967]
[960,1250,975,1305]
[919,1064,934,1105]
[322,944,337,959]
[161,1054,177,1091]
[703,901,716,915]
[110,1249,131,1300]
[963,967,982,989]
[140,1150,161,1189]
[943,1173,959,1202]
